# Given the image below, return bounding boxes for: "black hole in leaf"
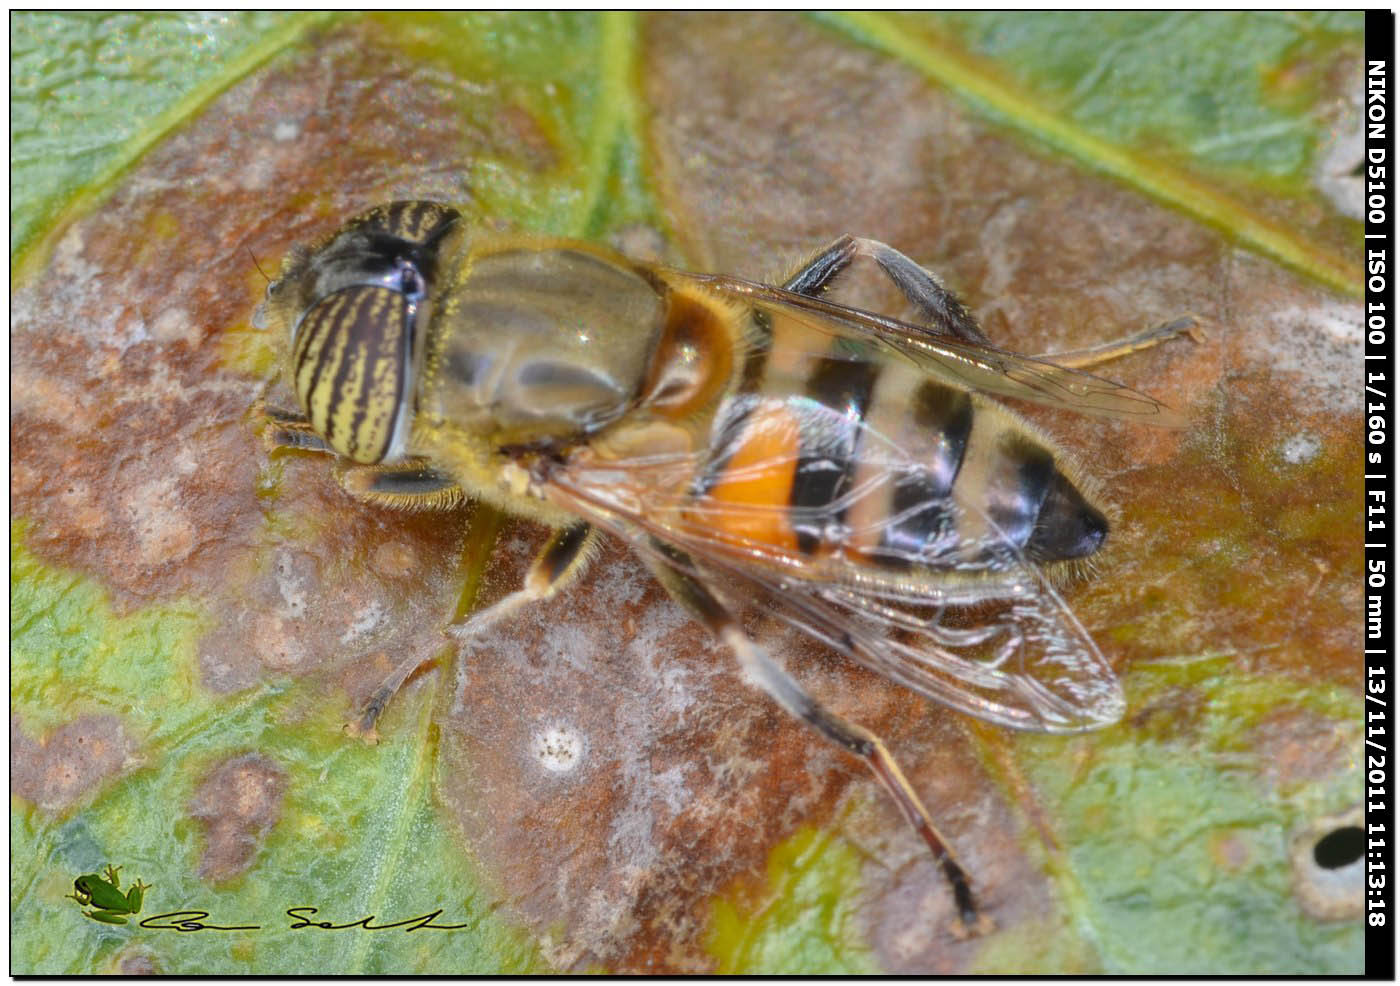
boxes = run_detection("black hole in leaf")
[1313,825,1365,869]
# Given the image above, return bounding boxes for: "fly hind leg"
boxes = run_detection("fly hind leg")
[646,541,993,937]
[782,237,1200,363]
[782,235,991,344]
[1038,315,1202,370]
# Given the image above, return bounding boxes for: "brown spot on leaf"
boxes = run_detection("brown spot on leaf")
[1248,707,1356,796]
[116,950,162,975]
[1208,829,1254,872]
[11,714,136,814]
[371,540,420,579]
[1128,684,1207,742]
[189,753,288,883]
[435,523,1023,971]
[495,102,559,171]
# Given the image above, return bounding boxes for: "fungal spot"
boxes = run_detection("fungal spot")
[117,951,161,975]
[10,714,135,813]
[1278,432,1320,465]
[608,223,669,264]
[1289,805,1364,921]
[341,602,388,643]
[371,540,417,578]
[531,724,585,774]
[189,753,288,883]
[273,120,299,142]
[1313,825,1364,870]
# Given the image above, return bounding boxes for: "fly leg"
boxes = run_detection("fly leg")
[260,403,335,454]
[350,523,601,737]
[443,522,598,644]
[783,238,1200,363]
[262,403,472,734]
[1036,315,1202,370]
[647,542,992,937]
[260,403,465,511]
[333,462,464,512]
[782,235,991,344]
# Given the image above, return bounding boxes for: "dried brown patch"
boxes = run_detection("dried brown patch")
[10,332,263,608]
[11,18,558,611]
[434,523,1019,971]
[115,950,162,975]
[11,714,136,814]
[1248,707,1357,796]
[189,752,289,883]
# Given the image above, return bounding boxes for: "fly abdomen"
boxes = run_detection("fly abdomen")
[1024,462,1108,562]
[864,380,974,569]
[836,369,1106,574]
[953,405,1108,568]
[789,356,882,553]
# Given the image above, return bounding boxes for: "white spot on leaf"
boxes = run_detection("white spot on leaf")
[532,723,585,774]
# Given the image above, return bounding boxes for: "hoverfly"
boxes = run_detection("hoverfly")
[256,200,1189,935]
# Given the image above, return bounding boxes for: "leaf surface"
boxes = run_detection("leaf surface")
[11,11,1364,974]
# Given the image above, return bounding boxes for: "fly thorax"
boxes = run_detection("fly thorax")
[632,285,740,419]
[423,245,667,447]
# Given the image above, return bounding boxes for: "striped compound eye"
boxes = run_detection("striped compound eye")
[283,201,461,464]
[292,283,416,464]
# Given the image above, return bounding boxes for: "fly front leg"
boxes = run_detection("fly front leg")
[444,521,599,642]
[262,403,471,737]
[782,235,991,344]
[260,403,335,454]
[353,522,600,738]
[647,542,992,937]
[260,403,465,511]
[335,461,464,512]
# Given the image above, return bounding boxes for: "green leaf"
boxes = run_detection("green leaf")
[10,11,332,276]
[817,11,1363,295]
[12,11,1363,974]
[707,826,878,974]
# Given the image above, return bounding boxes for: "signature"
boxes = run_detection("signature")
[138,907,470,933]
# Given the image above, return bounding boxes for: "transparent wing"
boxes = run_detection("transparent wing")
[546,450,1126,734]
[690,273,1180,425]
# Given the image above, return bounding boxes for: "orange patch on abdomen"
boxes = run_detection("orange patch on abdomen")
[688,402,801,554]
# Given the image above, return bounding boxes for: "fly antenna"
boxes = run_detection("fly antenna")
[248,247,272,286]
